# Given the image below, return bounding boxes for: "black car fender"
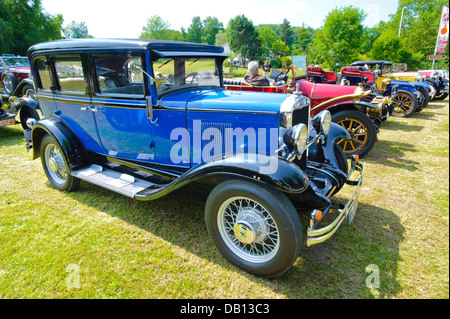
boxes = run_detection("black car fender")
[12,78,34,97]
[135,152,311,201]
[308,122,350,177]
[30,116,89,170]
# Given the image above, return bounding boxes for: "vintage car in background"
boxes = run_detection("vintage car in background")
[306,65,337,84]
[225,56,394,158]
[25,39,364,277]
[0,93,39,130]
[419,69,449,100]
[305,62,420,117]
[0,54,35,97]
[350,60,433,115]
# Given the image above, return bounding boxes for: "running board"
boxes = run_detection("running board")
[71,164,161,198]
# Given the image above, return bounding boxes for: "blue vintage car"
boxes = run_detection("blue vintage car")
[25,39,364,277]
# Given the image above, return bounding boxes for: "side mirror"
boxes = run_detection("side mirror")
[129,61,143,75]
[129,61,155,85]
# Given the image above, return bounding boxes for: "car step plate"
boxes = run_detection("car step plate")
[71,164,157,198]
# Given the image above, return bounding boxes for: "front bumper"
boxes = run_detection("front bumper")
[307,159,364,246]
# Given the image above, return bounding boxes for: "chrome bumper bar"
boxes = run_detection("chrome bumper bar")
[307,160,364,246]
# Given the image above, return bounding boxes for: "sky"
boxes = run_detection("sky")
[40,0,400,38]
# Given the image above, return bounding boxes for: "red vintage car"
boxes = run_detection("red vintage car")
[224,56,393,158]
[0,55,34,97]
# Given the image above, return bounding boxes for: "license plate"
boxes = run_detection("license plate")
[0,118,15,127]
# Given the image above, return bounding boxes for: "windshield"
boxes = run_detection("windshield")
[392,63,407,72]
[291,56,307,77]
[2,57,29,68]
[152,57,220,97]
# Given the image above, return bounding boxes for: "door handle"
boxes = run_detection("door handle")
[80,106,99,112]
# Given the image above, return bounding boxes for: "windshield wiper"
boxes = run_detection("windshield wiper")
[188,58,201,66]
[157,58,173,69]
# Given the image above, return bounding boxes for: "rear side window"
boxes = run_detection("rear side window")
[54,58,86,93]
[93,55,145,96]
[35,58,52,89]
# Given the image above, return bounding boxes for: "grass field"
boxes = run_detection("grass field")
[0,97,448,299]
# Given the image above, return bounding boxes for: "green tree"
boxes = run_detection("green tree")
[280,19,294,48]
[63,21,93,39]
[371,0,449,69]
[0,0,63,55]
[292,23,316,55]
[257,26,278,58]
[272,39,290,56]
[139,15,172,40]
[202,16,223,45]
[225,15,261,65]
[310,6,366,70]
[186,16,203,43]
[215,30,227,46]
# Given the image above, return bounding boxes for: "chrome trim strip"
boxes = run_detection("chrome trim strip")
[188,108,278,115]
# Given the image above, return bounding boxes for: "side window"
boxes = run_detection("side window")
[54,58,86,93]
[93,55,145,96]
[35,58,52,89]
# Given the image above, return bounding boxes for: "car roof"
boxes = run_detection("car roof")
[350,60,392,66]
[28,38,228,59]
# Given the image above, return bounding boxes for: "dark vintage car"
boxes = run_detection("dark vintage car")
[419,69,449,100]
[25,39,364,277]
[0,55,35,97]
[224,56,395,158]
[0,93,39,129]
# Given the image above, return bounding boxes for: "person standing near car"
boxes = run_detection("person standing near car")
[263,60,271,79]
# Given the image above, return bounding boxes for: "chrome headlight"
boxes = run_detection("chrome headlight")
[283,123,308,155]
[311,110,331,135]
[279,93,310,128]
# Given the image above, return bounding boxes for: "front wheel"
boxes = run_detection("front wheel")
[332,110,377,158]
[392,90,417,117]
[205,180,302,278]
[1,73,18,95]
[40,134,80,191]
[435,92,448,100]
[416,87,429,111]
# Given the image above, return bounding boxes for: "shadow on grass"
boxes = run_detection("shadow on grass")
[65,181,404,299]
[365,140,420,171]
[0,125,24,147]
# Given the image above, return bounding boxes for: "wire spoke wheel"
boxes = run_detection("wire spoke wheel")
[44,143,68,185]
[217,196,280,263]
[205,180,303,277]
[40,134,80,191]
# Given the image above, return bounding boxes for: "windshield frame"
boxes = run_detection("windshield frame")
[151,56,223,99]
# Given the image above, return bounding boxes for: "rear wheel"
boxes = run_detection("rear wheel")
[205,180,302,278]
[40,134,80,191]
[332,110,377,158]
[392,90,417,117]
